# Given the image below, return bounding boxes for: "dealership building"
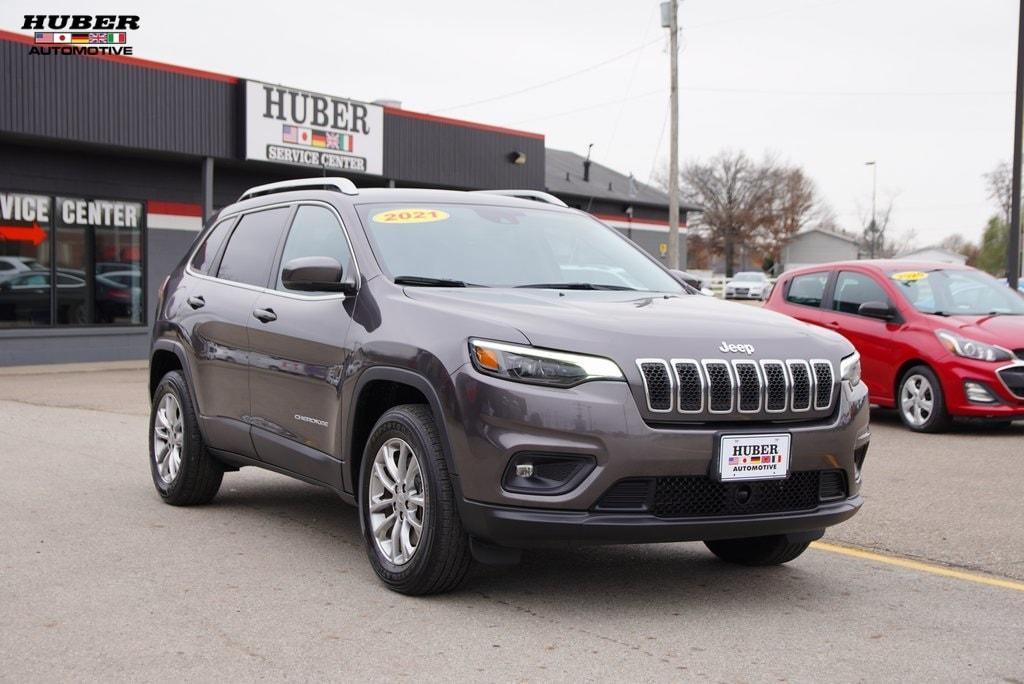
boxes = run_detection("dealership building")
[0,29,691,365]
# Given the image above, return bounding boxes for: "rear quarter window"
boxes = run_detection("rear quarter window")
[190,218,235,275]
[785,272,829,307]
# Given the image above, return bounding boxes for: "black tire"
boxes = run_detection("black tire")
[149,370,223,505]
[359,404,471,595]
[705,535,811,566]
[896,365,951,433]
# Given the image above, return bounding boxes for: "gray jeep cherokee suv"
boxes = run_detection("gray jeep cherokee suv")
[149,178,869,594]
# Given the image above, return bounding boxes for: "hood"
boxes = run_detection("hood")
[403,288,854,363]
[943,314,1024,351]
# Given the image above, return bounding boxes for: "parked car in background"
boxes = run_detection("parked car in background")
[0,256,46,284]
[765,260,1024,432]
[0,270,87,325]
[724,271,770,300]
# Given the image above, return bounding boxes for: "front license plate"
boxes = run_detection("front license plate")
[719,433,791,481]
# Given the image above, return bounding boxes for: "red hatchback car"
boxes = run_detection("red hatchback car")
[765,260,1024,432]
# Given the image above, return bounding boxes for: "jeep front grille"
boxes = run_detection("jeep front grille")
[636,357,837,419]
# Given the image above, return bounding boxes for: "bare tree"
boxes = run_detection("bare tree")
[754,166,825,269]
[677,150,775,277]
[984,161,1013,227]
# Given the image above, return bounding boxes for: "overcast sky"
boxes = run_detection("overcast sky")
[7,0,1019,244]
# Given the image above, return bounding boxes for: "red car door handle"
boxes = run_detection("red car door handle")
[827,320,840,327]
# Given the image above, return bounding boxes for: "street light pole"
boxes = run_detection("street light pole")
[865,161,877,258]
[663,0,680,270]
[1009,0,1024,289]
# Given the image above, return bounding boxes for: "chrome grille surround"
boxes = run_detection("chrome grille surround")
[670,359,704,413]
[636,359,673,413]
[637,357,836,419]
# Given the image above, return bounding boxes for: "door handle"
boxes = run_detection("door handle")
[253,307,277,323]
[827,320,840,327]
[187,295,205,309]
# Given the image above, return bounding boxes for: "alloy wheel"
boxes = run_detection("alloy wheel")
[153,393,184,484]
[367,437,426,566]
[900,373,935,427]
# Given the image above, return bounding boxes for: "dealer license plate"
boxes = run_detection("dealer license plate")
[718,433,791,481]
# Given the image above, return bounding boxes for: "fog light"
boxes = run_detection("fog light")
[515,463,534,478]
[502,453,595,495]
[964,381,997,404]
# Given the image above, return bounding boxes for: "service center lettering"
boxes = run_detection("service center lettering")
[0,193,49,223]
[57,198,140,227]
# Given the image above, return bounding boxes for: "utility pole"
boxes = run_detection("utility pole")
[1009,0,1024,289]
[865,161,877,258]
[663,0,680,269]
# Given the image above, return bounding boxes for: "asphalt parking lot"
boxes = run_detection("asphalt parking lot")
[1,362,1023,682]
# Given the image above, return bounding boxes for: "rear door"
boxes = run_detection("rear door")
[823,270,899,400]
[779,270,832,325]
[247,203,358,485]
[185,206,292,455]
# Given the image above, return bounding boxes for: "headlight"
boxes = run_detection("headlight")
[840,351,861,387]
[935,330,1012,362]
[469,339,624,388]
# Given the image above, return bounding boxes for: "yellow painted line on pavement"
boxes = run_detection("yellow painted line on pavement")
[811,541,1024,593]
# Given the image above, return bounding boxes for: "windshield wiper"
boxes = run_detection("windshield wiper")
[514,282,637,291]
[394,275,482,287]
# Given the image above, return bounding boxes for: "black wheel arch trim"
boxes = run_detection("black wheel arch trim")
[150,338,207,441]
[344,366,462,500]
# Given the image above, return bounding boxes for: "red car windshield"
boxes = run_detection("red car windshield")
[889,268,1024,316]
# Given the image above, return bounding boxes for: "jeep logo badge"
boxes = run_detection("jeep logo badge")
[719,341,755,355]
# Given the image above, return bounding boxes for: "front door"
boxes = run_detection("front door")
[247,203,358,485]
[824,270,898,401]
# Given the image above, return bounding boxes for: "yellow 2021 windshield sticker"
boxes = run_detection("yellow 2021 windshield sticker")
[372,208,450,224]
[891,271,928,282]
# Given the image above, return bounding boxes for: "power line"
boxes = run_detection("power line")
[510,88,666,125]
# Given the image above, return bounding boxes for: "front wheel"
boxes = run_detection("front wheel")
[705,535,812,566]
[897,365,951,433]
[360,404,471,595]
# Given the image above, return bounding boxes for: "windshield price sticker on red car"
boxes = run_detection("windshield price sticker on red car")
[371,208,450,224]
[719,433,791,481]
[891,271,928,282]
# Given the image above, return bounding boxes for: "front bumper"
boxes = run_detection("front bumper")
[938,356,1024,418]
[457,495,861,548]
[446,365,870,542]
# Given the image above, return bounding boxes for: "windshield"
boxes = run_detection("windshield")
[890,268,1024,315]
[357,203,683,292]
[733,272,765,282]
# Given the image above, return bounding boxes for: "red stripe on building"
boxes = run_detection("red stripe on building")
[0,29,238,83]
[384,107,544,141]
[592,213,684,228]
[148,200,203,216]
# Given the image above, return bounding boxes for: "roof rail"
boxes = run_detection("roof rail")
[471,189,568,207]
[239,177,359,202]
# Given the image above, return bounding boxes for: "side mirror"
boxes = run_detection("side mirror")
[281,257,351,293]
[858,300,896,321]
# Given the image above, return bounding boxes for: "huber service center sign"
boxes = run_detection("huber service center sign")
[245,80,383,176]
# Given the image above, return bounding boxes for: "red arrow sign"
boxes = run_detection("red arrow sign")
[0,223,46,247]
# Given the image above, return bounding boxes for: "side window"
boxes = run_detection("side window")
[276,205,353,292]
[0,262,12,271]
[786,272,829,308]
[190,218,235,275]
[216,208,291,287]
[832,271,891,315]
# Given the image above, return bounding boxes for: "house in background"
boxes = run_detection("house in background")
[895,246,968,265]
[780,228,861,272]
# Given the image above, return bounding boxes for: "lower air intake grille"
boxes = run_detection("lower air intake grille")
[998,366,1024,399]
[594,470,847,517]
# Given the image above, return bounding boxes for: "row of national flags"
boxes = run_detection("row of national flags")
[282,125,355,152]
[728,454,781,465]
[34,32,128,44]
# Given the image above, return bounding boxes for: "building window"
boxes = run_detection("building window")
[0,192,145,328]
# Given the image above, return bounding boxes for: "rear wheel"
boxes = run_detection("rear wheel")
[360,405,471,595]
[897,365,951,433]
[149,370,223,505]
[705,535,811,566]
